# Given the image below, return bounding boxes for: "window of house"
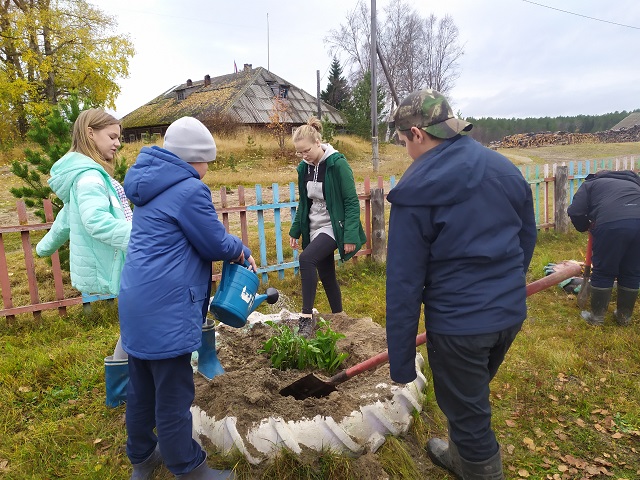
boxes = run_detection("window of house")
[266,80,279,97]
[176,90,185,101]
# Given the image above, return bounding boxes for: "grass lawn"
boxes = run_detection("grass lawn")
[1,135,640,478]
[1,230,639,479]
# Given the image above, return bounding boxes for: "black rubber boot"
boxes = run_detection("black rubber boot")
[425,437,463,480]
[459,448,505,480]
[130,445,163,480]
[581,286,612,326]
[175,454,235,479]
[614,286,639,326]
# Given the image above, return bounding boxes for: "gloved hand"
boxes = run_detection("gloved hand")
[559,277,582,294]
[543,263,557,276]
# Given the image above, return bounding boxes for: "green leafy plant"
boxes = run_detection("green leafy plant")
[258,319,348,374]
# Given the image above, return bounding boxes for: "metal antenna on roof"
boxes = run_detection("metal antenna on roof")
[267,13,270,71]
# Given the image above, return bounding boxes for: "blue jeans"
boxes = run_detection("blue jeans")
[426,322,522,462]
[126,354,204,475]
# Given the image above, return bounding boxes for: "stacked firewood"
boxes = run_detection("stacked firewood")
[489,125,640,149]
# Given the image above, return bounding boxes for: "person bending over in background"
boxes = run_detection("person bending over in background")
[289,116,366,337]
[35,108,132,409]
[567,169,640,326]
[385,89,537,479]
[118,117,255,479]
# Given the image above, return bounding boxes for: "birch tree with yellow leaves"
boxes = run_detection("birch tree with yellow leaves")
[0,0,134,142]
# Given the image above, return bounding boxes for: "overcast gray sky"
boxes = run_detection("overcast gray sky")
[99,0,640,120]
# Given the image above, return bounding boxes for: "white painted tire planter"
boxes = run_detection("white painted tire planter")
[190,311,427,465]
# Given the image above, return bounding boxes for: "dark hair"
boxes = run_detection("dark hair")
[398,128,437,142]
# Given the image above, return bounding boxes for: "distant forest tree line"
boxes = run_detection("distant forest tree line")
[466,111,640,145]
[323,53,639,145]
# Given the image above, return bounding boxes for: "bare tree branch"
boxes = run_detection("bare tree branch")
[324,0,464,108]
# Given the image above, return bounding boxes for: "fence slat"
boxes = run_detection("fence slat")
[272,183,284,280]
[43,200,67,316]
[0,233,15,322]
[255,185,268,283]
[220,187,230,232]
[239,186,248,246]
[17,202,41,320]
[289,182,299,275]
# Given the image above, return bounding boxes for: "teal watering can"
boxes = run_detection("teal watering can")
[209,260,279,328]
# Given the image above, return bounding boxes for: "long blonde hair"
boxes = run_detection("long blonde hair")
[292,116,323,144]
[71,109,121,174]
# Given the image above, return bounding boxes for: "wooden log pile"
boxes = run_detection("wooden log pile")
[489,124,640,149]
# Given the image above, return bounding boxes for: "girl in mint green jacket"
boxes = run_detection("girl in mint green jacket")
[36,109,132,408]
[36,110,131,293]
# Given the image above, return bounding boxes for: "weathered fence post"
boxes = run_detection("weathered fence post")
[371,187,386,262]
[554,165,570,233]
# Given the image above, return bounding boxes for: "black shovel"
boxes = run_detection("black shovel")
[279,332,428,400]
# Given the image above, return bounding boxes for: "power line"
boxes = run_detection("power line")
[522,0,640,30]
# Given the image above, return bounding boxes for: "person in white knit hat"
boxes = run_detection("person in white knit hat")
[118,116,253,479]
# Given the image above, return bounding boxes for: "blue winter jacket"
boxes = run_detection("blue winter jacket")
[385,135,537,383]
[118,146,250,360]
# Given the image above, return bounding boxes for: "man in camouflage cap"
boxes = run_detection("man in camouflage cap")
[390,88,472,139]
[385,89,537,480]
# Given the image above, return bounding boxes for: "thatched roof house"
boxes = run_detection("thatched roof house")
[611,112,640,131]
[120,64,345,141]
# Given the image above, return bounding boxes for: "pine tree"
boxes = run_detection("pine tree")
[343,72,386,139]
[10,96,129,221]
[321,57,350,111]
[10,98,81,221]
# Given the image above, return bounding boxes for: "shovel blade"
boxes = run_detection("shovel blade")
[577,280,591,309]
[279,373,337,400]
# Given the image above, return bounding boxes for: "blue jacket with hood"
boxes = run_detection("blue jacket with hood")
[118,146,250,360]
[385,135,537,383]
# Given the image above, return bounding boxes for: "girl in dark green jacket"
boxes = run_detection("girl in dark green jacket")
[289,117,367,336]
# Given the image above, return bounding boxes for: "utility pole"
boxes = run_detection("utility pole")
[376,42,399,106]
[370,0,379,171]
[267,13,270,71]
[317,70,321,119]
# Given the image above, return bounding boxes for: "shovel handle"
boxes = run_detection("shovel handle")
[328,333,428,386]
[584,232,593,271]
[327,264,582,388]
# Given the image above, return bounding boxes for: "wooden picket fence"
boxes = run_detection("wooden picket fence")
[1,155,638,320]
[519,156,640,230]
[0,176,390,320]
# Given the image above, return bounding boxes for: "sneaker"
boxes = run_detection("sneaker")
[298,315,317,338]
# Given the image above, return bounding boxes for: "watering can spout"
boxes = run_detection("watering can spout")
[209,261,279,328]
[252,287,279,312]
